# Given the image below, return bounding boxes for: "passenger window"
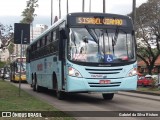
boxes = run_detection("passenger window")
[53,31,56,41]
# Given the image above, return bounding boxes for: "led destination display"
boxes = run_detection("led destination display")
[76,17,127,26]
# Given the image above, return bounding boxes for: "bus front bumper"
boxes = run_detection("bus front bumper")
[66,76,137,92]
[14,75,26,81]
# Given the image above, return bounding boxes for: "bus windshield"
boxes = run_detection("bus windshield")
[68,27,135,63]
[16,62,26,73]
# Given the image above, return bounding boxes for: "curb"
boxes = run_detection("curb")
[117,91,160,102]
[128,90,160,96]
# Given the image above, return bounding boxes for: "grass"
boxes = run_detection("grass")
[137,86,160,94]
[0,80,75,120]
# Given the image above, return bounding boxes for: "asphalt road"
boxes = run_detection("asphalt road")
[8,81,160,120]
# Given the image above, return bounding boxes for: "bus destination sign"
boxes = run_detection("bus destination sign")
[76,17,127,26]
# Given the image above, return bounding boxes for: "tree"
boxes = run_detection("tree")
[7,42,15,62]
[133,0,160,74]
[20,0,39,24]
[0,61,6,68]
[7,42,15,55]
[0,23,14,63]
[0,23,13,50]
[19,0,38,57]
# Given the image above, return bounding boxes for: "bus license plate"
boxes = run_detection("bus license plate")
[99,80,111,84]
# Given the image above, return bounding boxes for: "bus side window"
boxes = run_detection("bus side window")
[37,41,40,49]
[42,37,45,46]
[53,31,56,41]
[56,28,59,40]
[50,32,53,42]
[40,39,43,47]
[46,34,50,45]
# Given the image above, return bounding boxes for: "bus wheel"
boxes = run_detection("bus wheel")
[33,76,37,91]
[102,93,114,100]
[56,91,64,100]
[30,80,33,87]
[55,81,64,100]
[33,78,36,91]
[53,73,64,100]
[35,81,41,92]
[33,78,41,92]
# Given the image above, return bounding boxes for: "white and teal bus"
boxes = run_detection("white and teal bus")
[26,13,137,100]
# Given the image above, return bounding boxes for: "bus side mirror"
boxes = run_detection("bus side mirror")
[60,29,67,39]
[59,29,66,61]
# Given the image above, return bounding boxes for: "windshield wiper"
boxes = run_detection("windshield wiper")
[112,27,119,46]
[85,26,103,61]
[85,25,98,43]
[111,27,119,56]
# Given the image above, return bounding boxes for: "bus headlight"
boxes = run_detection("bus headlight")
[127,68,137,77]
[68,67,82,78]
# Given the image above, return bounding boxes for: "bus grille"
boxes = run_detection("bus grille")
[85,68,123,75]
[88,82,121,87]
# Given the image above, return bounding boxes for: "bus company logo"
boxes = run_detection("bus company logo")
[103,75,107,78]
[91,74,103,78]
[2,112,11,117]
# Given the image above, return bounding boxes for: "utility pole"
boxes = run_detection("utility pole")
[82,0,85,12]
[89,0,91,12]
[103,0,106,13]
[59,0,61,19]
[51,0,53,25]
[67,0,69,14]
[132,0,136,26]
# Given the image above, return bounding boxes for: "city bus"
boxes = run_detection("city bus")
[10,57,26,82]
[26,13,137,100]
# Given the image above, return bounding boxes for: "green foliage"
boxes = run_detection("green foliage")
[7,42,15,55]
[134,0,160,74]
[150,77,158,89]
[0,23,13,49]
[20,0,39,24]
[0,81,75,120]
[0,61,6,68]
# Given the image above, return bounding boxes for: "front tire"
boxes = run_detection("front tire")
[102,93,114,100]
[56,91,65,100]
[54,75,65,100]
[33,78,42,92]
[33,77,36,91]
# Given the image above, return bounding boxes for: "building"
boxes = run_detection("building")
[13,24,48,58]
[0,24,48,62]
[30,24,48,42]
[138,55,160,74]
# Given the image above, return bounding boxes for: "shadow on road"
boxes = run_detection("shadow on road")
[38,88,113,104]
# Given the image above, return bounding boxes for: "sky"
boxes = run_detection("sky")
[0,0,148,27]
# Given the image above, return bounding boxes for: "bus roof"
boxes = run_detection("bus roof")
[30,18,66,45]
[68,12,131,19]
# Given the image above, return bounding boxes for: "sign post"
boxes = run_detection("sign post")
[14,23,30,96]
